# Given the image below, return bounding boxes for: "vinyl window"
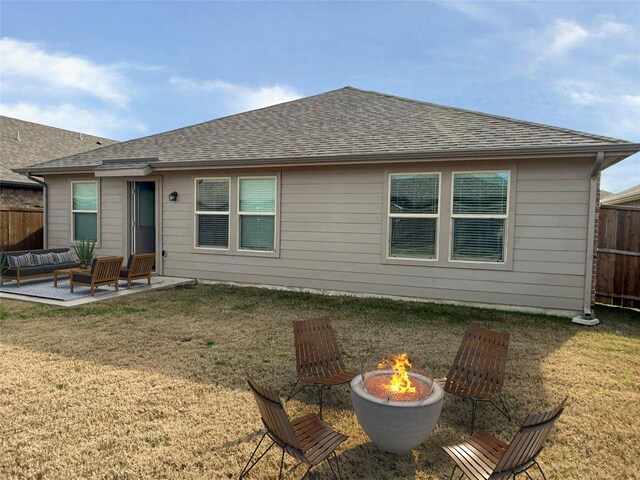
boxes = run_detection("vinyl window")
[451,172,509,263]
[71,181,98,241]
[238,177,276,252]
[195,178,230,249]
[388,173,440,260]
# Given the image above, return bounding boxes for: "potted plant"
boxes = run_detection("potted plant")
[73,239,96,269]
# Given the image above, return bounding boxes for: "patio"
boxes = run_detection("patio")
[0,275,195,306]
[0,284,638,479]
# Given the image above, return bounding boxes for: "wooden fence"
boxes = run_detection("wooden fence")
[0,206,44,251]
[595,205,640,308]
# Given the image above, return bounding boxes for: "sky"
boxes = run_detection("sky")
[1,1,638,192]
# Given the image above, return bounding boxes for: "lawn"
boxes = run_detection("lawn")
[1,284,638,479]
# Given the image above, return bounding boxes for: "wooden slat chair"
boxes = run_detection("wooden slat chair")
[119,253,155,288]
[70,257,124,296]
[439,325,511,433]
[442,398,567,480]
[287,317,356,418]
[240,375,348,480]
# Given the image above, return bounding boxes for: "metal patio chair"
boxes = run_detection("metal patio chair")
[439,325,511,433]
[442,398,567,480]
[240,375,348,480]
[287,317,356,418]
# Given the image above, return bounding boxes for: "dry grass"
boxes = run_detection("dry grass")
[1,284,638,480]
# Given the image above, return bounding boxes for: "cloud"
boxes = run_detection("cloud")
[546,20,588,56]
[0,37,130,106]
[556,80,640,138]
[528,17,632,66]
[0,102,147,138]
[170,77,303,112]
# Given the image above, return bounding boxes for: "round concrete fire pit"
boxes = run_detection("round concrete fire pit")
[350,370,444,456]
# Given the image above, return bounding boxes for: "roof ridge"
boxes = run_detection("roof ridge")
[0,115,116,142]
[344,87,631,145]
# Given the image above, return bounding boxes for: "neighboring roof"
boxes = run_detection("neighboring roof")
[1,116,116,185]
[15,87,640,174]
[600,190,615,200]
[601,183,640,206]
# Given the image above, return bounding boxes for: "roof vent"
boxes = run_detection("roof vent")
[96,141,102,145]
[16,130,21,142]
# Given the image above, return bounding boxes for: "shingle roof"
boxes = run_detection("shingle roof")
[1,116,116,185]
[600,190,615,200]
[601,183,640,205]
[16,87,638,174]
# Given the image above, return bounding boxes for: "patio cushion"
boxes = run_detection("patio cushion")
[32,253,55,266]
[119,268,130,278]
[3,266,45,277]
[50,251,75,264]
[72,272,94,284]
[5,248,71,257]
[7,253,33,268]
[59,251,75,263]
[44,262,81,273]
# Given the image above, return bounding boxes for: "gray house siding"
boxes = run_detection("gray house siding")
[44,156,591,314]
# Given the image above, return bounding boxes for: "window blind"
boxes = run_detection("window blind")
[451,172,508,263]
[452,172,508,215]
[239,177,276,251]
[72,182,97,241]
[73,213,97,241]
[197,179,229,212]
[195,179,229,248]
[391,174,439,214]
[73,182,97,211]
[452,218,505,262]
[197,215,229,248]
[239,178,276,213]
[388,174,439,259]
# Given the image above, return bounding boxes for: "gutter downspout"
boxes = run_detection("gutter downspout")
[573,151,604,326]
[26,173,48,249]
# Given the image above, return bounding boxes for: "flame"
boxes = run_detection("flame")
[378,352,416,394]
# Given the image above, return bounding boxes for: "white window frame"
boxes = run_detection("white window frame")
[237,176,278,253]
[449,170,510,264]
[387,172,441,261]
[194,177,231,251]
[70,180,99,243]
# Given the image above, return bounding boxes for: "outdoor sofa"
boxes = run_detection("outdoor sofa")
[2,248,81,287]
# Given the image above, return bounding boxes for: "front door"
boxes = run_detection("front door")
[130,181,156,256]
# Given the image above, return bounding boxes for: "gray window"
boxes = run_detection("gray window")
[72,181,98,241]
[388,173,439,259]
[451,172,509,263]
[195,178,229,249]
[238,177,276,251]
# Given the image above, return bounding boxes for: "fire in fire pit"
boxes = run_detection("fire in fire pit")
[350,352,444,455]
[364,353,431,402]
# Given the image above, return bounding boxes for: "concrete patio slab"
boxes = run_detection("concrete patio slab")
[0,276,195,307]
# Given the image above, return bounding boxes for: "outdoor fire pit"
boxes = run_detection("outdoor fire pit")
[350,353,444,456]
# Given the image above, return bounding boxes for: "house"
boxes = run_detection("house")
[14,87,640,318]
[599,190,615,203]
[601,183,640,207]
[1,116,116,208]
